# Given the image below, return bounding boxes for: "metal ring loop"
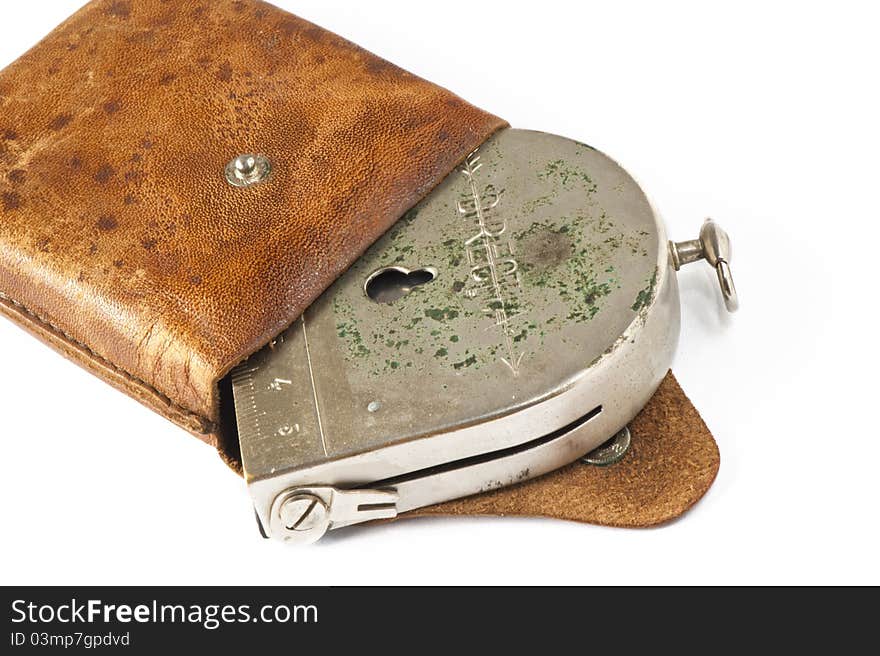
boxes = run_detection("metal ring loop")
[715,260,739,312]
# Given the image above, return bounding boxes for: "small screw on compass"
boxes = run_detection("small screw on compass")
[277,493,329,537]
[582,427,632,466]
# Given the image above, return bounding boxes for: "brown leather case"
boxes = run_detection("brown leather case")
[0,1,719,528]
[0,0,506,448]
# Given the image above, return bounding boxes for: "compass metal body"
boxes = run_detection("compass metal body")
[231,128,736,543]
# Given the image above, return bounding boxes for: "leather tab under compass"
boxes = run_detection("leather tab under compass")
[405,373,720,528]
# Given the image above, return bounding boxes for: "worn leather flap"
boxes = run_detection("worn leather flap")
[0,0,506,442]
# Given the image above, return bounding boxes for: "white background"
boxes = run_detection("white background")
[1,1,877,585]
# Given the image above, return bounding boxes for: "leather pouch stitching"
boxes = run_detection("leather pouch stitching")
[0,290,216,433]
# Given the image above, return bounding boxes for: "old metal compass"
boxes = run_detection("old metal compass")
[230,128,737,543]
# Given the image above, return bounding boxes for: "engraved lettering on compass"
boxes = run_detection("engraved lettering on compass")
[268,378,292,391]
[458,149,526,376]
[277,423,300,436]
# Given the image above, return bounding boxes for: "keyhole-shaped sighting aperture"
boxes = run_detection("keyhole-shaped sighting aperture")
[365,266,437,304]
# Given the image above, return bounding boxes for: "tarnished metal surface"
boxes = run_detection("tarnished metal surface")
[231,128,678,537]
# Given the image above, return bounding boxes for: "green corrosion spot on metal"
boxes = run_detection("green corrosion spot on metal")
[334,297,370,359]
[442,239,464,268]
[515,213,633,325]
[425,307,459,322]
[567,277,614,322]
[387,207,422,263]
[395,206,420,230]
[538,159,598,193]
[329,158,653,377]
[512,328,529,343]
[522,194,554,214]
[631,270,658,314]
